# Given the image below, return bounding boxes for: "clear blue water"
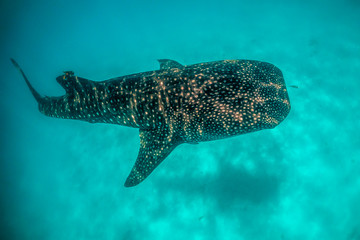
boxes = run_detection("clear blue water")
[1,0,360,239]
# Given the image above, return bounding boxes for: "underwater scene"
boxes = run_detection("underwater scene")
[1,0,359,239]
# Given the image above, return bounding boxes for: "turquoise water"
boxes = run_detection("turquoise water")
[1,0,360,239]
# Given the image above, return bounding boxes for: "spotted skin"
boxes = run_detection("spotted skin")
[12,59,291,187]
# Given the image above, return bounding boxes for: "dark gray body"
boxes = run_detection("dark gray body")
[12,59,291,187]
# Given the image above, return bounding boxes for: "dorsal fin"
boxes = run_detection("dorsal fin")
[157,59,184,70]
[124,127,182,187]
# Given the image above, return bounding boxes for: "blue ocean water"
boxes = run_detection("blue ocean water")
[1,0,359,239]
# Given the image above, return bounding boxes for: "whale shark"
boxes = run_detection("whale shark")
[11,58,291,187]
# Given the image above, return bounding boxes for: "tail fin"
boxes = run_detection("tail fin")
[11,58,43,103]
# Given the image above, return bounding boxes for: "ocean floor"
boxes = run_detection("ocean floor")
[1,0,359,239]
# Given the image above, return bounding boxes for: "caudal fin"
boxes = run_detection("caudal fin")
[11,58,43,103]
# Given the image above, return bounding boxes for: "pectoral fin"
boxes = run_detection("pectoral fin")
[124,128,181,187]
